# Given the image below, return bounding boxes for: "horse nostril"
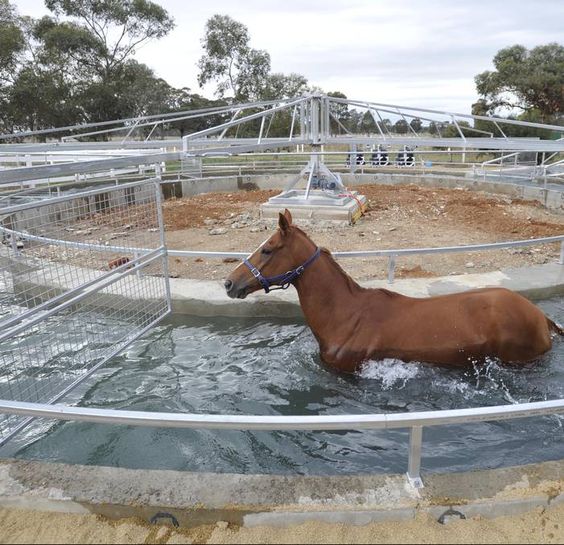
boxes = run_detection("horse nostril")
[224,279,233,291]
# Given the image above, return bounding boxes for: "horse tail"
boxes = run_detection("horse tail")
[547,317,564,336]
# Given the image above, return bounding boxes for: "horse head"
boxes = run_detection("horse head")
[224,209,319,299]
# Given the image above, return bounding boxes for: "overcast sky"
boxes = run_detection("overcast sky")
[13,0,564,113]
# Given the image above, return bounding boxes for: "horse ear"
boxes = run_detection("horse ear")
[284,208,292,225]
[278,209,292,234]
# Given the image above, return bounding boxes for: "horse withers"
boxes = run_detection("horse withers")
[225,209,562,372]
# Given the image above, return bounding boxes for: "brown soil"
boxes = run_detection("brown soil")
[161,184,564,282]
[1,504,563,544]
[163,189,279,231]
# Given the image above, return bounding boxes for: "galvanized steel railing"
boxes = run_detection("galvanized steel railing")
[0,397,563,488]
[1,164,563,486]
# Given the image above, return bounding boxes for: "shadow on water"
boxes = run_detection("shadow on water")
[4,299,564,475]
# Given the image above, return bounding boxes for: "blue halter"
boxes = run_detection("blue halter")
[243,247,321,293]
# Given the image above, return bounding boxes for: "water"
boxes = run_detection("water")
[6,299,564,475]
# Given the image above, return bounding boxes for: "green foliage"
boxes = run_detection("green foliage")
[358,111,377,133]
[166,88,227,137]
[38,0,174,81]
[0,0,176,134]
[393,119,408,134]
[261,73,309,100]
[0,0,25,83]
[79,60,173,123]
[472,98,555,139]
[409,118,422,133]
[327,91,350,134]
[197,14,271,101]
[439,120,471,138]
[475,43,564,122]
[8,65,82,132]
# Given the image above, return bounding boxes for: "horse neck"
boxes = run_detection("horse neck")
[293,247,363,342]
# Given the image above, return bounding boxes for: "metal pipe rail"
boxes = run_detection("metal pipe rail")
[166,235,564,284]
[0,397,563,488]
[2,216,563,285]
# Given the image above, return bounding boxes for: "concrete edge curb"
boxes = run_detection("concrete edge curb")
[0,458,562,528]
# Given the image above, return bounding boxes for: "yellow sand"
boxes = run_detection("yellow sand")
[0,504,562,544]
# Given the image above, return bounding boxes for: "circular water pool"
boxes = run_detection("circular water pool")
[7,298,564,475]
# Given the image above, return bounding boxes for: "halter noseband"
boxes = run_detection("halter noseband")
[243,247,321,293]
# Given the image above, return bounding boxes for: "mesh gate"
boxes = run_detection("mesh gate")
[0,179,171,444]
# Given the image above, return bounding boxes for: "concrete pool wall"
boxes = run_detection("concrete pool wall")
[0,458,562,528]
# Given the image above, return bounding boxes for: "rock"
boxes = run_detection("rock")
[465,262,475,268]
[203,219,217,226]
[195,258,204,263]
[147,228,158,232]
[169,273,179,278]
[358,232,365,237]
[216,521,229,530]
[209,228,227,235]
[388,227,398,232]
[123,224,132,230]
[249,226,264,233]
[222,257,239,263]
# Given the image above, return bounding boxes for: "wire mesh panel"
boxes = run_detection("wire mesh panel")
[0,179,170,444]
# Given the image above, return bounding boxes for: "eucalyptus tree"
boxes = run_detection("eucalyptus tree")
[475,43,564,123]
[197,14,271,102]
[34,0,175,122]
[0,0,25,84]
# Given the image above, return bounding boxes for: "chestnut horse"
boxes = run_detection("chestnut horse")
[225,209,562,372]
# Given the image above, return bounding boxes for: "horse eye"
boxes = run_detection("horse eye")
[261,247,272,255]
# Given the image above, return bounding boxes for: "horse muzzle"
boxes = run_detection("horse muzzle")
[224,279,250,299]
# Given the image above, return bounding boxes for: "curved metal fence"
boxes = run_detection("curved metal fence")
[0,158,563,487]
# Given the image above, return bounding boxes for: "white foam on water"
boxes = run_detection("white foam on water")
[358,358,420,389]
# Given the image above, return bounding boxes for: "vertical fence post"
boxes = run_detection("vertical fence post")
[387,255,396,284]
[134,251,141,278]
[406,426,424,489]
[559,241,564,265]
[153,164,173,313]
[10,233,19,257]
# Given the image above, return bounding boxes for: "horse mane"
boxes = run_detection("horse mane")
[292,226,401,298]
[318,247,364,293]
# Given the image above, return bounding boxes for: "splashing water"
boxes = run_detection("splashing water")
[358,359,421,389]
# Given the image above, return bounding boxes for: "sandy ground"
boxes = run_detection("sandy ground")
[0,504,563,544]
[160,184,564,282]
[34,183,564,282]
